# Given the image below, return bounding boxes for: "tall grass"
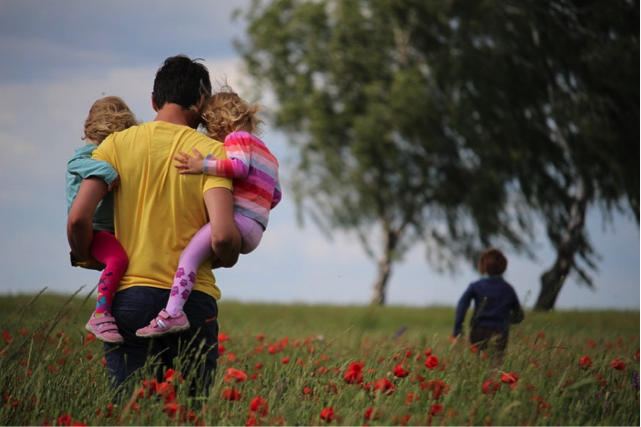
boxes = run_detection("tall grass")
[0,289,638,426]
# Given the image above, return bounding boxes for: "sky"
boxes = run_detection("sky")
[0,1,639,311]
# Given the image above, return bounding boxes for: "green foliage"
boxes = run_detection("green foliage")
[0,291,638,425]
[235,0,639,305]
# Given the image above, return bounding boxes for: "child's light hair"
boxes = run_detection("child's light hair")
[478,248,508,276]
[201,85,263,142]
[83,96,138,144]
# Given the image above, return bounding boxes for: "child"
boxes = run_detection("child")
[136,87,282,338]
[66,96,138,344]
[452,248,524,361]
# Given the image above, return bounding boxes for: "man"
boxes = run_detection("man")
[67,55,241,396]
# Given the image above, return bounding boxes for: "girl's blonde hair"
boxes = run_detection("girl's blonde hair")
[201,86,263,142]
[83,96,138,144]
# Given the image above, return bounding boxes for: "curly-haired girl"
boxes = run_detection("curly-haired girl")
[136,87,282,338]
[66,96,138,344]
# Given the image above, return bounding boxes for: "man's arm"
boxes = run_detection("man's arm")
[204,187,241,268]
[67,177,108,263]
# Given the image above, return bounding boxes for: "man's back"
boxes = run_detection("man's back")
[94,121,232,299]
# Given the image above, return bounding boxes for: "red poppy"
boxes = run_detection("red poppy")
[425,379,450,400]
[482,380,500,395]
[364,406,382,421]
[281,356,290,364]
[425,355,439,370]
[57,414,73,426]
[249,396,269,417]
[344,361,364,384]
[221,387,242,401]
[246,415,258,426]
[224,368,248,383]
[320,406,335,422]
[425,349,432,357]
[500,373,519,384]
[430,403,444,416]
[405,393,416,405]
[163,402,180,416]
[579,356,593,369]
[373,378,395,395]
[394,364,410,378]
[164,368,182,383]
[611,358,626,370]
[218,332,230,342]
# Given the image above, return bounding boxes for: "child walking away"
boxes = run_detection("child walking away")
[66,96,138,344]
[136,87,282,338]
[452,248,524,363]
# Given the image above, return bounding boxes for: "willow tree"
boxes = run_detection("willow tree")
[235,0,528,305]
[235,0,638,307]
[436,0,639,310]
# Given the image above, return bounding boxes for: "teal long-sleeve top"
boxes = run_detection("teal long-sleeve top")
[66,143,118,233]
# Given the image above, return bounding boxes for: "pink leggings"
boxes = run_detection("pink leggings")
[165,214,263,315]
[90,231,128,314]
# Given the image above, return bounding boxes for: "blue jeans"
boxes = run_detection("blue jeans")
[104,287,219,397]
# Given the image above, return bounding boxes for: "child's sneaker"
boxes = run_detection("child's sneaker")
[86,312,124,344]
[136,309,190,338]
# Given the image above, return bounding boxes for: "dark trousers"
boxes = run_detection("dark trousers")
[104,287,219,398]
[470,325,509,360]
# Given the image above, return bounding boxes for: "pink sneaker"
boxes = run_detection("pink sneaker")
[136,309,190,338]
[86,312,123,344]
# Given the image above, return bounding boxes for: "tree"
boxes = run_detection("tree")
[435,0,639,310]
[235,0,639,307]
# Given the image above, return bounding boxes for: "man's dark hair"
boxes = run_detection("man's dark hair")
[152,55,212,110]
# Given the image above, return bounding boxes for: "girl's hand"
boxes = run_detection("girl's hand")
[107,175,120,192]
[174,149,205,174]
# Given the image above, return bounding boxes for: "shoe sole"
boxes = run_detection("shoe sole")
[85,324,124,345]
[135,323,191,338]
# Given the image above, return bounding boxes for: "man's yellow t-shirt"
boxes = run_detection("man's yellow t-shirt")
[93,121,232,300]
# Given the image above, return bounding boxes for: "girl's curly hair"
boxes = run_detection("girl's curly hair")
[83,96,138,144]
[478,248,508,276]
[201,86,263,142]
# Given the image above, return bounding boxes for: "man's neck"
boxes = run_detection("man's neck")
[154,103,196,128]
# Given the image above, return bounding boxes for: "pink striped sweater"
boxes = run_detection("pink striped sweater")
[203,131,281,229]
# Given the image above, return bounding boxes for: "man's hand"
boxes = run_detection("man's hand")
[174,149,206,174]
[70,252,105,271]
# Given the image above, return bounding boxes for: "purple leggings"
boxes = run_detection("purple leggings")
[165,214,263,315]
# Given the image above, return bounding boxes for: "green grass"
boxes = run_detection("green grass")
[0,288,638,426]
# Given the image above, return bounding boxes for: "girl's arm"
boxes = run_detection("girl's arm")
[271,176,283,209]
[174,134,252,179]
[203,154,250,179]
[67,156,118,185]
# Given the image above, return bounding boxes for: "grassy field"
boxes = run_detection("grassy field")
[0,288,638,426]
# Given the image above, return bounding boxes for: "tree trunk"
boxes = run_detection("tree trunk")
[370,252,393,305]
[370,228,397,305]
[534,182,588,311]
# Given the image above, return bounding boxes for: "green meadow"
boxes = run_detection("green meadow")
[0,289,638,426]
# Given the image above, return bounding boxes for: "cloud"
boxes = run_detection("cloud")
[0,0,637,312]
